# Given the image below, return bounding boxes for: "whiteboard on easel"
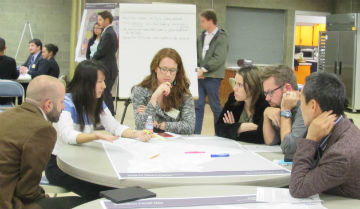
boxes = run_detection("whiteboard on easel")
[118,3,198,98]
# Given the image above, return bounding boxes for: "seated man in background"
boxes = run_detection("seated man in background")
[261,65,307,160]
[0,75,87,209]
[0,37,19,80]
[0,37,19,104]
[290,72,360,199]
[19,38,43,76]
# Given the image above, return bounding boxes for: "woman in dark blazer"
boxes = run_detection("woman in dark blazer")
[215,66,269,144]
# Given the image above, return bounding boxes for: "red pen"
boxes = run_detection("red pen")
[184,151,206,154]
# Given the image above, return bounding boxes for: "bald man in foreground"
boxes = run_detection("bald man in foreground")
[0,76,88,209]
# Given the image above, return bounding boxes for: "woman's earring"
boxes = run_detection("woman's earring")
[173,80,177,86]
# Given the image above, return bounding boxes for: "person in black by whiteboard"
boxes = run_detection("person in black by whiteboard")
[86,22,103,60]
[20,44,60,78]
[92,10,118,115]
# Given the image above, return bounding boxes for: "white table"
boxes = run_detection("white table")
[73,185,360,209]
[57,136,291,189]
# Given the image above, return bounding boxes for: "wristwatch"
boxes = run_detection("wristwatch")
[280,110,292,118]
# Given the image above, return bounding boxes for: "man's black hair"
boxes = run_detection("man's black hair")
[29,38,43,50]
[0,37,5,51]
[303,72,346,116]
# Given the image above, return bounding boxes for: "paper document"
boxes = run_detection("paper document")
[101,195,257,209]
[256,187,322,204]
[17,74,31,80]
[242,145,282,153]
[101,194,328,209]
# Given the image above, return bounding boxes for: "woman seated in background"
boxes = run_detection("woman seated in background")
[41,43,60,78]
[215,66,269,143]
[86,22,103,59]
[20,43,60,78]
[45,60,152,201]
[132,48,195,135]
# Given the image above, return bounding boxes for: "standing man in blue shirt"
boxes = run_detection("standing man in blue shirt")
[195,9,229,134]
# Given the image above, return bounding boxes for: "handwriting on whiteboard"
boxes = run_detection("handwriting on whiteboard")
[120,14,192,41]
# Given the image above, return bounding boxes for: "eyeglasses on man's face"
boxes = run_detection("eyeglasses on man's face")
[264,85,284,97]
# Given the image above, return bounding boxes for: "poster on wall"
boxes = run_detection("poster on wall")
[75,3,119,62]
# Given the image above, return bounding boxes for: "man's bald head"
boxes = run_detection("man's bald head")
[26,75,65,105]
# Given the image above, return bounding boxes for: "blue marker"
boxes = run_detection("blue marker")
[277,159,293,166]
[211,153,230,158]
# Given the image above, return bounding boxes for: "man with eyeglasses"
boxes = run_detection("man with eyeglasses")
[261,65,307,160]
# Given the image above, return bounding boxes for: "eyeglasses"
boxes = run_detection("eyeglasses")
[264,85,283,97]
[158,66,178,75]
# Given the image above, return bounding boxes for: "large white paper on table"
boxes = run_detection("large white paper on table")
[100,195,328,209]
[242,145,282,153]
[256,187,322,204]
[102,136,290,179]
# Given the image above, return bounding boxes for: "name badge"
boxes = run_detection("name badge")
[32,64,36,69]
[166,108,180,119]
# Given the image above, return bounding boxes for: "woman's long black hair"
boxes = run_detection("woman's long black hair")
[90,22,102,42]
[67,60,105,131]
[44,43,58,57]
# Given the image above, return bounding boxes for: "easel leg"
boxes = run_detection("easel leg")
[120,98,131,125]
[15,21,34,60]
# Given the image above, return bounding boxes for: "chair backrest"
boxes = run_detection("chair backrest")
[0,79,25,105]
